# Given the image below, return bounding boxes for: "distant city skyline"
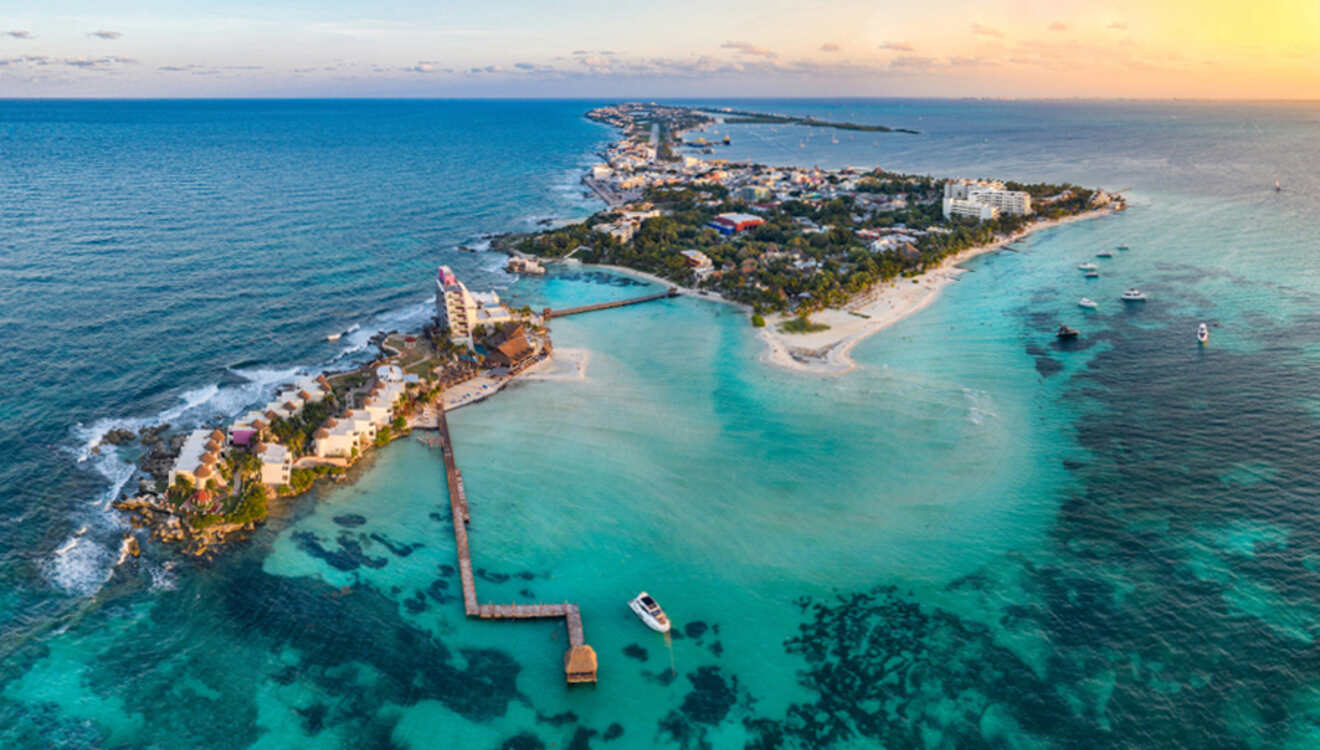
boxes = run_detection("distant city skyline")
[3,0,1318,98]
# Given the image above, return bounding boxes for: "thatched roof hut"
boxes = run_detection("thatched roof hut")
[209,429,225,442]
[195,465,213,479]
[564,645,597,683]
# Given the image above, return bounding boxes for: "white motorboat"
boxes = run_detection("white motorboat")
[1078,297,1098,309]
[628,591,671,633]
[1197,323,1209,344]
[1096,250,1114,258]
[1085,270,1100,278]
[1121,288,1147,302]
[1078,262,1098,271]
[326,332,342,342]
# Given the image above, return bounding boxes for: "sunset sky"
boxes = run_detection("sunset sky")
[3,0,1318,98]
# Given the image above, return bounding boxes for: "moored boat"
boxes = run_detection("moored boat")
[326,332,342,342]
[628,591,671,633]
[1078,297,1098,309]
[1121,288,1147,302]
[1085,270,1100,278]
[1078,262,1098,271]
[1197,323,1209,344]
[1096,249,1114,258]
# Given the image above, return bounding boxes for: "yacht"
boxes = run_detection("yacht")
[1078,297,1098,309]
[1121,288,1147,302]
[628,592,671,633]
[1078,262,1098,271]
[1197,323,1210,344]
[1096,249,1114,258]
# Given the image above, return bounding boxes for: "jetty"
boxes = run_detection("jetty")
[543,287,678,320]
[433,408,597,683]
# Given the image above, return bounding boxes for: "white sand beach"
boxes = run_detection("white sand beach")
[559,207,1114,377]
[757,207,1117,375]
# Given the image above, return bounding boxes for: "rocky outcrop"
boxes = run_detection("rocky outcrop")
[113,495,257,557]
[101,428,137,446]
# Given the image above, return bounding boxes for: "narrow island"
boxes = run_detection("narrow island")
[106,100,1126,553]
[96,99,1128,687]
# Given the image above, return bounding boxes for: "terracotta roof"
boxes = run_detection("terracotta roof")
[251,418,266,429]
[204,440,219,453]
[210,429,225,441]
[265,410,279,420]
[298,390,312,400]
[315,428,330,438]
[325,417,339,427]
[195,489,211,504]
[195,465,213,479]
[200,451,217,465]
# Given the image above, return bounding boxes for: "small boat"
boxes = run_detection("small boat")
[1057,325,1080,340]
[1197,323,1210,344]
[1121,288,1147,302]
[1085,270,1100,278]
[1078,297,1098,309]
[628,591,671,633]
[1275,179,1283,192]
[1078,262,1098,271]
[326,332,342,342]
[1096,250,1114,258]
[1116,245,1130,251]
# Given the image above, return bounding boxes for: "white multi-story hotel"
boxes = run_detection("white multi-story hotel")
[257,442,292,487]
[435,266,516,343]
[942,198,1000,222]
[942,179,1032,221]
[435,265,478,340]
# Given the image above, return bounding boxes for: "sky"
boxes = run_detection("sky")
[2,0,1319,98]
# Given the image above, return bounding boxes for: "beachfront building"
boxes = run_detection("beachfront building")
[257,443,292,487]
[942,179,1031,220]
[169,428,228,489]
[312,411,376,458]
[435,266,516,343]
[435,265,477,340]
[679,249,714,279]
[942,198,1000,222]
[707,212,766,235]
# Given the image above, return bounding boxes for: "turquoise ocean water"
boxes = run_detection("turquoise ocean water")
[3,99,1320,748]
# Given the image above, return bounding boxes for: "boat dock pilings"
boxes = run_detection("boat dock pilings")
[435,408,596,683]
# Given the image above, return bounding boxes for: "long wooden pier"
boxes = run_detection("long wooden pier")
[434,409,597,683]
[543,287,678,320]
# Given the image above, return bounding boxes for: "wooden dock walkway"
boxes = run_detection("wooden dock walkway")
[543,287,677,320]
[435,409,596,682]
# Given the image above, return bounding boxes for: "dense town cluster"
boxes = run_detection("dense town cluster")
[520,103,1121,317]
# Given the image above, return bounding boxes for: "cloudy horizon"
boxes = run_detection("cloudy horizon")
[3,0,1318,98]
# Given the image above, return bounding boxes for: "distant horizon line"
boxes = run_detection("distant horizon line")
[2,95,1319,104]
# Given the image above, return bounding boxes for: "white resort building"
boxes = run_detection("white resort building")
[435,265,515,343]
[169,428,227,489]
[942,179,1032,221]
[257,443,292,487]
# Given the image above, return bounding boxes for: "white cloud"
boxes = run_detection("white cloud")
[720,41,776,58]
[971,23,1003,38]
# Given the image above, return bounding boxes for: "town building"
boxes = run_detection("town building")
[707,212,766,235]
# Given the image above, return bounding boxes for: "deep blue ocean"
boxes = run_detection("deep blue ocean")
[2,98,1320,748]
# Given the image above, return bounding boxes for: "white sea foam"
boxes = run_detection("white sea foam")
[148,561,178,591]
[44,534,115,596]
